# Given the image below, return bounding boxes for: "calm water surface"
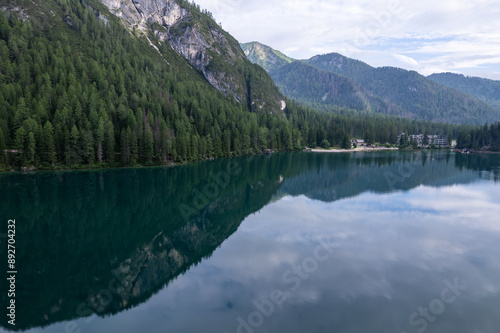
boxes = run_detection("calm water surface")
[1,151,499,333]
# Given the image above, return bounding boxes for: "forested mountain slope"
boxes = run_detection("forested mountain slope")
[428,72,500,110]
[0,0,290,168]
[306,53,500,124]
[242,42,500,125]
[99,0,284,110]
[270,61,407,117]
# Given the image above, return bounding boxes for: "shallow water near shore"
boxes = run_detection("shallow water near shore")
[1,151,500,333]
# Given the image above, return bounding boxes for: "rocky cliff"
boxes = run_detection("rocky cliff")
[100,0,284,111]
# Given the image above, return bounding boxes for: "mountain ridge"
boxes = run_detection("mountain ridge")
[428,72,500,110]
[242,41,500,125]
[241,41,294,72]
[270,60,407,116]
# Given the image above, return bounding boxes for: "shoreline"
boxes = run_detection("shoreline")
[308,147,400,153]
[3,148,498,174]
[453,149,500,155]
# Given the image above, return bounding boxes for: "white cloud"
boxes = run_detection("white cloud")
[194,0,500,79]
[393,54,419,67]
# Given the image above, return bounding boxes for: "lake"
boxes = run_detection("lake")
[1,151,500,333]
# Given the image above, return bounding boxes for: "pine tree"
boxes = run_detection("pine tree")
[159,121,170,163]
[13,97,28,131]
[282,125,293,150]
[95,119,105,163]
[129,127,139,164]
[40,121,56,164]
[14,127,26,152]
[190,135,199,161]
[27,132,36,164]
[81,129,94,164]
[104,121,115,163]
[341,132,351,149]
[66,125,81,165]
[143,124,154,164]
[222,129,231,154]
[423,130,430,146]
[412,135,419,149]
[120,128,130,165]
[206,134,213,158]
[0,126,7,164]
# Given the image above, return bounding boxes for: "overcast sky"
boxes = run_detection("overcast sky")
[194,0,500,80]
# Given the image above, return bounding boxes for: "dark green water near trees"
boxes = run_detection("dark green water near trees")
[1,151,499,333]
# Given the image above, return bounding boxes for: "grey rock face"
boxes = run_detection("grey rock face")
[100,0,247,102]
[100,0,142,25]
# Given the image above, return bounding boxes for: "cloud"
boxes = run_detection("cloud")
[393,54,419,67]
[108,183,500,333]
[194,0,500,79]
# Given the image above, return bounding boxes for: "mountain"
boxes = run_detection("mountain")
[99,0,284,109]
[428,72,500,110]
[242,42,405,116]
[306,54,500,124]
[0,0,294,170]
[242,42,500,125]
[241,41,294,72]
[270,61,406,116]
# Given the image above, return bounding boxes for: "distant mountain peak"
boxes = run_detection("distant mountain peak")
[240,41,294,72]
[241,42,500,124]
[305,54,500,124]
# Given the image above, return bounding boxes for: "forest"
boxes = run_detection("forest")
[428,72,500,110]
[455,123,500,151]
[0,0,488,171]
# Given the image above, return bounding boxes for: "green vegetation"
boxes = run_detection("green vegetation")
[284,101,456,150]
[240,42,294,72]
[0,0,291,170]
[157,1,284,113]
[243,42,500,125]
[456,123,500,151]
[269,61,402,115]
[428,72,500,110]
[0,1,483,171]
[306,54,500,124]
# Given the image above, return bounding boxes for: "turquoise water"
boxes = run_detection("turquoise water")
[1,151,499,332]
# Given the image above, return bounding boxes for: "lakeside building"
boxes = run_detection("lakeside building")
[397,133,449,148]
[355,139,366,147]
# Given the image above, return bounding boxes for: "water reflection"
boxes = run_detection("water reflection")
[0,151,499,332]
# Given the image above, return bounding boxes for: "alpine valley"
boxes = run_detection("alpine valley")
[1,0,500,171]
[2,2,500,333]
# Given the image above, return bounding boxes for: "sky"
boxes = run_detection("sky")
[194,0,500,80]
